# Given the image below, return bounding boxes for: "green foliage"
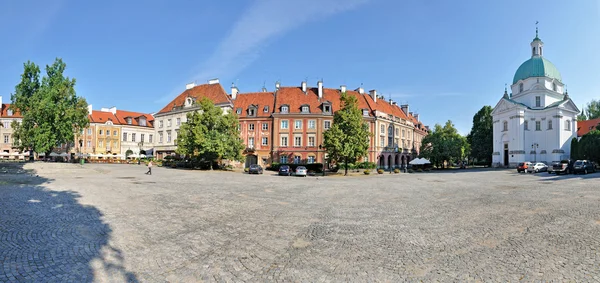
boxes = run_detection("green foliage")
[323,92,372,176]
[176,97,245,169]
[377,169,384,174]
[570,138,580,160]
[363,170,371,175]
[393,168,400,173]
[577,99,600,121]
[466,106,492,166]
[357,161,377,169]
[10,59,89,155]
[576,130,600,164]
[420,120,468,168]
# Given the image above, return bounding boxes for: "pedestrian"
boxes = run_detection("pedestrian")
[146,160,153,175]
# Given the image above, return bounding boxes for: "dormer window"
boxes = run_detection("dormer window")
[323,104,331,113]
[126,117,132,125]
[7,110,13,116]
[263,106,269,113]
[362,109,369,116]
[281,105,289,113]
[301,106,309,113]
[236,108,242,115]
[139,118,147,127]
[185,97,193,107]
[248,108,256,117]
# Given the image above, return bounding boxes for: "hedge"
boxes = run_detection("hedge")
[267,162,323,173]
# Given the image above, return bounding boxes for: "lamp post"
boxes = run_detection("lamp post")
[531,143,539,163]
[138,140,144,165]
[319,144,325,176]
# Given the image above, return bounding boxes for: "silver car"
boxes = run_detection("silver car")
[527,162,548,173]
[295,166,307,177]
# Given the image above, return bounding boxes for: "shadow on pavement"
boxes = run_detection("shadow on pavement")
[536,171,600,181]
[0,162,138,282]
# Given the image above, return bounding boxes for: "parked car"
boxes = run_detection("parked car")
[553,159,574,175]
[248,164,263,174]
[573,160,596,175]
[295,166,307,177]
[527,162,548,173]
[278,165,292,176]
[547,161,559,174]
[517,162,531,173]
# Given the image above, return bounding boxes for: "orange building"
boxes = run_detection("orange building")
[577,118,600,137]
[232,90,275,167]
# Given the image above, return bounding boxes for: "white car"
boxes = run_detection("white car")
[527,162,548,173]
[295,166,307,177]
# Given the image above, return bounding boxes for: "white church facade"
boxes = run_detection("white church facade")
[492,30,579,167]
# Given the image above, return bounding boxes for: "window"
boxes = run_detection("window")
[174,130,178,145]
[280,136,288,146]
[131,133,136,142]
[524,121,529,130]
[159,132,163,143]
[503,121,508,131]
[87,128,92,135]
[249,108,255,116]
[324,105,331,113]
[535,96,541,107]
[122,133,127,141]
[126,117,132,125]
[548,120,552,130]
[176,118,181,126]
[99,140,103,147]
[280,155,288,163]
[99,130,103,135]
[294,120,302,129]
[308,136,315,147]
[380,138,385,147]
[263,106,269,113]
[324,121,331,129]
[106,130,110,136]
[249,124,255,131]
[141,134,145,142]
[159,120,163,128]
[308,120,316,129]
[7,110,13,116]
[262,123,268,131]
[167,131,172,142]
[139,119,147,127]
[535,121,541,131]
[3,134,8,143]
[294,136,302,147]
[395,128,399,136]
[308,156,315,164]
[248,137,254,148]
[519,83,523,93]
[236,108,242,114]
[281,106,289,113]
[262,137,268,146]
[294,156,301,164]
[363,109,369,116]
[149,134,153,143]
[281,120,289,129]
[2,121,9,128]
[113,141,118,148]
[167,119,172,127]
[565,120,571,131]
[553,83,557,91]
[301,106,309,113]
[402,129,406,138]
[87,141,91,148]
[381,125,385,134]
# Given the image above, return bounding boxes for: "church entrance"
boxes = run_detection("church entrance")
[503,144,509,167]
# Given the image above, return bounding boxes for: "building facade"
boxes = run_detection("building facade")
[492,30,579,167]
[116,110,155,156]
[0,97,23,156]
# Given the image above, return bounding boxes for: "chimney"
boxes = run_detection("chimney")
[317,80,323,98]
[231,84,239,100]
[369,90,377,103]
[391,101,397,106]
[356,87,364,94]
[87,104,92,115]
[208,78,219,85]
[185,82,196,90]
[301,81,307,93]
[400,104,409,115]
[110,106,117,114]
[414,114,420,121]
[340,85,346,93]
[275,81,280,90]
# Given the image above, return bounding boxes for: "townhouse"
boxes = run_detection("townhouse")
[116,110,154,156]
[0,96,23,157]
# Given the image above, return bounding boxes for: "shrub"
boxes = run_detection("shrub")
[377,169,384,174]
[408,169,414,173]
[357,162,377,169]
[244,168,249,173]
[417,168,423,172]
[394,168,400,174]
[364,169,371,175]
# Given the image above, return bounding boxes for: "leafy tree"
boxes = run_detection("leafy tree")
[323,92,372,176]
[570,138,580,160]
[10,59,89,157]
[467,106,493,166]
[176,97,245,169]
[577,99,600,121]
[578,130,600,164]
[420,120,468,168]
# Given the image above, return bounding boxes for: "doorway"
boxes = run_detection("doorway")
[503,144,509,166]
[245,155,258,167]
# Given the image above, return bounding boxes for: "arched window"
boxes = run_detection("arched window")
[548,120,552,130]
[524,120,529,130]
[519,83,524,93]
[503,121,508,131]
[532,47,536,56]
[565,120,571,131]
[553,83,557,91]
[539,47,542,56]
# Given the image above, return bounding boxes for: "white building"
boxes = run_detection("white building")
[492,30,579,167]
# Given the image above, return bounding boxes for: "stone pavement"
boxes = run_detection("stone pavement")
[1,162,600,282]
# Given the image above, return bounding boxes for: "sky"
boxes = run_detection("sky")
[1,0,599,134]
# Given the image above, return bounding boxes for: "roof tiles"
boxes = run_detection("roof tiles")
[158,83,231,114]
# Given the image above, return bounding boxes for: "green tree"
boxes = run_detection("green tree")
[10,59,89,157]
[577,99,600,121]
[467,106,493,166]
[323,92,372,176]
[420,120,467,168]
[578,130,600,164]
[570,137,579,160]
[176,97,245,169]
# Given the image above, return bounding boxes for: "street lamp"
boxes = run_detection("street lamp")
[319,144,325,176]
[531,143,539,163]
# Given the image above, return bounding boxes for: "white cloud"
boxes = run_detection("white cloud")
[157,0,369,103]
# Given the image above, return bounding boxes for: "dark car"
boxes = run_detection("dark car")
[573,160,596,175]
[278,165,292,176]
[553,159,574,175]
[248,164,263,174]
[517,162,531,173]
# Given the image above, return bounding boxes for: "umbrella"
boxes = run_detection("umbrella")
[49,152,59,157]
[409,158,424,165]
[0,152,9,156]
[10,152,20,156]
[128,153,140,158]
[420,158,431,164]
[139,154,146,158]
[38,153,46,156]
[59,152,69,157]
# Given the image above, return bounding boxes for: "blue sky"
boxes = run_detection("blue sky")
[1,0,598,134]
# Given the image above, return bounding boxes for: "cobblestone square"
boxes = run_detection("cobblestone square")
[2,163,600,282]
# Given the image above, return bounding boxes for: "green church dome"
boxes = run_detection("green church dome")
[513,56,562,84]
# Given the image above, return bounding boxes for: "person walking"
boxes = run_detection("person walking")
[146,160,153,175]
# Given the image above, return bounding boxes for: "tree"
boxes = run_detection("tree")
[10,59,89,157]
[570,137,579,160]
[323,92,371,176]
[578,130,600,164]
[175,97,245,169]
[420,120,468,168]
[467,106,493,166]
[577,99,600,121]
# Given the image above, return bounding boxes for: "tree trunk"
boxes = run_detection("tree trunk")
[344,157,348,176]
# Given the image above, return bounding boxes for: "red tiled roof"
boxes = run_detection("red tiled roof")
[577,118,600,137]
[0,104,22,118]
[115,110,154,128]
[274,87,322,114]
[89,110,118,124]
[363,94,408,120]
[233,92,275,118]
[157,83,231,114]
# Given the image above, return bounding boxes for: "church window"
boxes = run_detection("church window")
[535,96,541,107]
[519,83,524,93]
[503,121,508,131]
[539,47,542,56]
[532,47,535,56]
[553,83,557,91]
[548,120,552,130]
[535,121,541,131]
[524,121,529,131]
[565,120,571,131]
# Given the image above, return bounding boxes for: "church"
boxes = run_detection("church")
[491,29,579,167]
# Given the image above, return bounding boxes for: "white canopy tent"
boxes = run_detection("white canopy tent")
[409,158,431,165]
[49,152,59,157]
